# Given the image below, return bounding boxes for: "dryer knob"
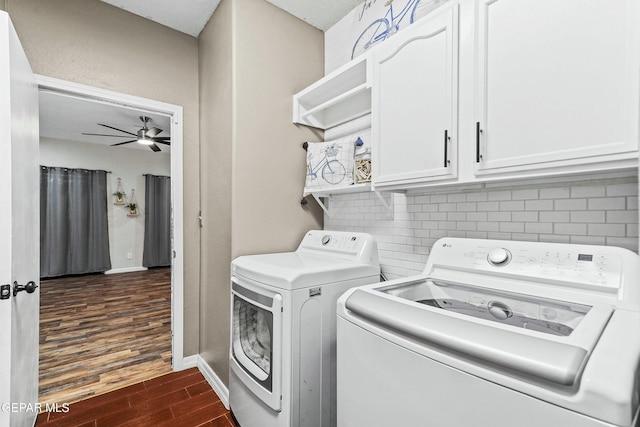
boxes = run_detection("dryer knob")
[488,248,511,266]
[321,235,331,245]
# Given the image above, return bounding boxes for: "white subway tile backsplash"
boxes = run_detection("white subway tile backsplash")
[554,223,588,235]
[324,176,638,278]
[540,234,571,244]
[477,201,500,211]
[500,222,525,233]
[571,236,606,246]
[554,198,587,211]
[467,192,489,202]
[607,210,638,224]
[488,211,511,222]
[488,190,512,201]
[540,187,570,199]
[525,200,554,211]
[539,211,570,223]
[571,185,606,198]
[512,189,539,200]
[589,197,626,210]
[570,211,606,223]
[607,182,638,197]
[499,201,525,211]
[512,211,538,222]
[606,237,637,251]
[525,223,553,234]
[588,223,626,237]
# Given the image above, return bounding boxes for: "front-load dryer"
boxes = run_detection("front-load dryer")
[229,230,380,427]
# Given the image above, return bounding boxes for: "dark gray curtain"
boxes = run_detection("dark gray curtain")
[143,174,171,268]
[40,166,112,278]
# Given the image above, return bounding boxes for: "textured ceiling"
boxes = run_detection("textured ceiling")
[39,90,171,153]
[44,0,363,149]
[98,0,362,36]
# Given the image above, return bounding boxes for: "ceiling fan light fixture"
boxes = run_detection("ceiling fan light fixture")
[137,128,152,145]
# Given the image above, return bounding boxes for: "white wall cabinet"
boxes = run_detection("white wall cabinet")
[295,0,639,195]
[371,6,458,190]
[473,0,639,177]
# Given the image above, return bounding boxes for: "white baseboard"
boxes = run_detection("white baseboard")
[104,266,148,275]
[196,356,229,409]
[177,354,199,370]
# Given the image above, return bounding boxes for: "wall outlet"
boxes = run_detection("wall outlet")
[127,252,133,260]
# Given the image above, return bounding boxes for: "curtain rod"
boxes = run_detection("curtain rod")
[40,166,112,173]
[142,174,170,177]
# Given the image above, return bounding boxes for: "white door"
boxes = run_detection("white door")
[0,12,40,427]
[372,5,458,189]
[474,0,639,174]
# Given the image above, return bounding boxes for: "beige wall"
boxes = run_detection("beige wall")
[6,0,201,356]
[198,0,324,386]
[232,0,324,258]
[198,0,233,385]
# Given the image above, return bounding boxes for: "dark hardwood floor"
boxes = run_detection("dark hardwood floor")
[36,368,236,427]
[39,268,173,405]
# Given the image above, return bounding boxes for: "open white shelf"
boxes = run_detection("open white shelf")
[305,182,371,198]
[293,55,371,130]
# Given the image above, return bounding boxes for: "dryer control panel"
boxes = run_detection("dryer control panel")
[298,230,380,265]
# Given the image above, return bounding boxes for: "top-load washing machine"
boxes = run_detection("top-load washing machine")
[229,230,380,427]
[337,237,640,427]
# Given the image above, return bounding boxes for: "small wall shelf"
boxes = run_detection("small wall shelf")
[293,55,371,130]
[305,184,393,219]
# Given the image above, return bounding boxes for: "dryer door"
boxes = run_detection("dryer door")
[230,276,283,411]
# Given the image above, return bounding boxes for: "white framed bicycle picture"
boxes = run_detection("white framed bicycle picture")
[304,136,358,192]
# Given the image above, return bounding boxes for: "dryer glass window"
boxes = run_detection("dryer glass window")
[233,295,273,390]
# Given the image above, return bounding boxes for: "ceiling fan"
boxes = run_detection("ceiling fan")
[82,116,170,152]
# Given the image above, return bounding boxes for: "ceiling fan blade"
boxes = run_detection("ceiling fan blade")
[98,123,137,136]
[149,143,161,152]
[153,139,171,145]
[82,133,133,138]
[146,127,163,138]
[111,140,137,146]
[153,136,171,140]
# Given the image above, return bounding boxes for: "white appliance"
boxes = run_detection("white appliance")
[230,230,380,427]
[337,237,640,427]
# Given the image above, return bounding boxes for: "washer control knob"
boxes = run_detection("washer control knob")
[488,248,511,266]
[321,235,331,246]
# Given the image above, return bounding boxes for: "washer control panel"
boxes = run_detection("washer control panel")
[428,238,630,292]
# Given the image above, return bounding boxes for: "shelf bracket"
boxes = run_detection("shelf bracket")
[374,190,394,218]
[311,193,332,218]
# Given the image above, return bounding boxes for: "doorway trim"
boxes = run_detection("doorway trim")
[35,74,187,370]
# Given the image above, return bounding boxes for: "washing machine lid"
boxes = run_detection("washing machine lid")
[232,252,379,290]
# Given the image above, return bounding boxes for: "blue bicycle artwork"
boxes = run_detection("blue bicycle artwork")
[352,0,449,59]
[306,143,348,185]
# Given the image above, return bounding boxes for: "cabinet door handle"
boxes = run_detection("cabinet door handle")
[443,130,450,167]
[475,122,482,163]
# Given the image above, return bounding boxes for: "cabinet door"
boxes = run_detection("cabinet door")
[372,6,458,188]
[475,0,639,174]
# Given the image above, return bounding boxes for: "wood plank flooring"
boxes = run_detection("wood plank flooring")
[35,368,236,427]
[39,268,173,405]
